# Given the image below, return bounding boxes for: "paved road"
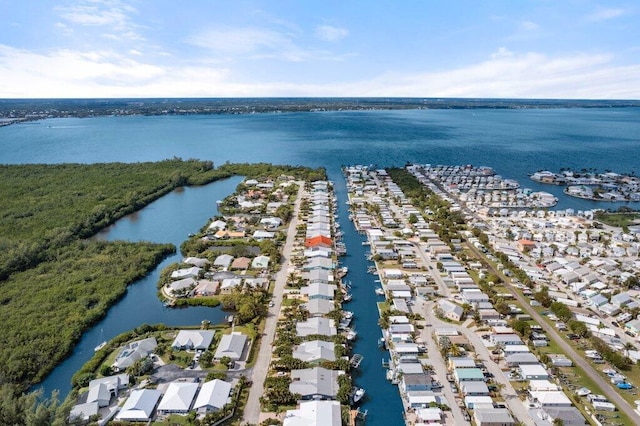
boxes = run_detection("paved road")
[415,301,470,425]
[466,243,640,424]
[243,182,305,425]
[419,300,535,426]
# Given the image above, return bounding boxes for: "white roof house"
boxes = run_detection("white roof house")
[157,382,199,414]
[293,340,336,364]
[193,379,232,414]
[296,318,337,337]
[252,255,270,269]
[69,402,99,422]
[112,337,157,371]
[87,374,129,407]
[214,332,247,360]
[171,266,202,279]
[172,330,215,351]
[116,389,162,422]
[283,400,341,426]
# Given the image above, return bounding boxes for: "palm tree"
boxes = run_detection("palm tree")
[624,342,635,359]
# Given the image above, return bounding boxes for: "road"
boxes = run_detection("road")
[242,182,305,425]
[465,243,640,424]
[419,300,535,426]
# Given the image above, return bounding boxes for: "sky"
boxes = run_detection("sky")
[0,0,639,99]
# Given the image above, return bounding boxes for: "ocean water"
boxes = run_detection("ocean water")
[2,106,640,424]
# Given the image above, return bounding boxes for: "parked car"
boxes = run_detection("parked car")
[617,382,633,390]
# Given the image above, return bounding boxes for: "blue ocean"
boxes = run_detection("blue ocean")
[2,105,640,425]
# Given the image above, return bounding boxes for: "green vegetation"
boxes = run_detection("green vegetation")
[594,208,640,229]
[0,384,71,426]
[0,241,174,386]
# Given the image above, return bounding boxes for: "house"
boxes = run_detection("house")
[519,364,549,380]
[183,256,210,268]
[303,299,335,317]
[171,266,202,279]
[301,283,337,300]
[230,257,250,270]
[289,367,342,400]
[305,235,332,248]
[251,255,270,270]
[253,230,275,240]
[193,379,232,414]
[168,277,196,296]
[438,299,464,321]
[87,374,129,407]
[296,318,337,337]
[491,334,523,346]
[548,354,573,367]
[464,395,494,409]
[539,407,588,425]
[448,357,476,369]
[415,407,443,424]
[454,367,485,383]
[214,332,247,361]
[116,389,162,422]
[220,277,243,293]
[505,352,539,367]
[474,407,516,426]
[461,381,491,396]
[303,257,333,271]
[293,340,336,364]
[208,220,227,230]
[112,337,157,371]
[214,254,234,269]
[400,373,433,393]
[157,382,198,414]
[529,391,572,408]
[196,280,219,296]
[260,217,282,229]
[172,330,215,351]
[625,319,640,337]
[283,400,341,426]
[69,402,99,423]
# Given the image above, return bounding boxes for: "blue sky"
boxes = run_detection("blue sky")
[1,0,639,98]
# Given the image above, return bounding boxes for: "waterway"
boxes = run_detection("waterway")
[332,172,405,425]
[37,176,243,399]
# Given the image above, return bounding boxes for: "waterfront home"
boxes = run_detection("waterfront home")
[112,337,157,371]
[171,266,202,280]
[296,317,337,337]
[208,220,227,231]
[473,407,516,426]
[301,282,337,300]
[304,269,331,284]
[251,255,270,270]
[305,235,332,248]
[400,373,434,393]
[293,340,336,364]
[415,407,444,424]
[303,299,334,317]
[69,402,99,423]
[172,330,215,351]
[303,257,333,271]
[214,332,247,361]
[283,400,341,426]
[193,379,232,415]
[303,247,333,258]
[168,277,196,296]
[86,374,129,407]
[116,389,162,422]
[220,277,242,293]
[182,257,210,268]
[157,382,198,415]
[289,367,342,400]
[195,280,219,296]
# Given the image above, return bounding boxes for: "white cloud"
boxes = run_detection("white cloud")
[315,25,348,42]
[56,0,142,41]
[0,44,638,99]
[587,8,627,22]
[520,21,539,31]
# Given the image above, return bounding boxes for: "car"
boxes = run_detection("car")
[617,382,633,390]
[268,301,275,307]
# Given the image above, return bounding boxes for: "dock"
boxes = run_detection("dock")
[350,353,364,369]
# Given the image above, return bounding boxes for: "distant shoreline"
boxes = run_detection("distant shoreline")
[1,97,639,126]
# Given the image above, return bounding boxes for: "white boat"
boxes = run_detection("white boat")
[343,293,352,302]
[94,329,107,352]
[345,329,358,341]
[375,288,385,296]
[351,387,365,404]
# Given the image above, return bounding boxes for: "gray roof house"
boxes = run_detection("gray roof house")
[293,340,336,364]
[296,318,337,337]
[112,337,157,371]
[214,332,247,360]
[289,367,342,400]
[172,330,215,351]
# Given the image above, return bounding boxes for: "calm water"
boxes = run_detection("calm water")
[2,107,640,424]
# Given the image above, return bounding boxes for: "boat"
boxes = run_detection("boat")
[375,287,385,296]
[345,329,358,341]
[350,354,364,369]
[343,293,352,302]
[94,329,107,352]
[351,387,365,404]
[378,337,387,349]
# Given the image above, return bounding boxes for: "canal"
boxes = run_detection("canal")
[331,169,405,425]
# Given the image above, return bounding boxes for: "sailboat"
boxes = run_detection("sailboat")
[94,329,107,352]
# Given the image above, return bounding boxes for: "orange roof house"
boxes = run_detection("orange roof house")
[517,239,536,252]
[305,235,332,248]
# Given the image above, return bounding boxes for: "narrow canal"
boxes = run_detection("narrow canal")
[38,176,243,398]
[330,169,405,425]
